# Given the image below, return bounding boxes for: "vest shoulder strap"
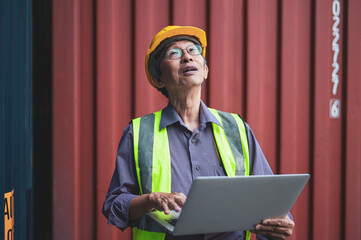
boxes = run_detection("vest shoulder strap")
[208,108,250,176]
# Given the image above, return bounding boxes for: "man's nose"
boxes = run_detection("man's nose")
[180,50,193,63]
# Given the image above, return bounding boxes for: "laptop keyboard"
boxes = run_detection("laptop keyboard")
[165,219,178,226]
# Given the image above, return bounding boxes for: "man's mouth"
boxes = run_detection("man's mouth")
[182,66,198,74]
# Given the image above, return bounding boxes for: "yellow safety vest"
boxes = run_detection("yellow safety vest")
[132,108,251,240]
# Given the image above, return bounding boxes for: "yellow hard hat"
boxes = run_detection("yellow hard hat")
[145,25,207,88]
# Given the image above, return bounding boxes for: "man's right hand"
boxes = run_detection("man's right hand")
[129,192,186,220]
[149,192,186,215]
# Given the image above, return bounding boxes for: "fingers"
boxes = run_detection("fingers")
[251,216,294,240]
[173,192,186,207]
[149,192,186,215]
[169,193,186,211]
[261,216,295,228]
[160,199,171,215]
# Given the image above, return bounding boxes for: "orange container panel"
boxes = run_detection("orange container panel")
[345,0,361,239]
[208,0,246,115]
[52,0,95,239]
[95,0,133,239]
[280,1,312,239]
[247,0,280,172]
[313,0,344,239]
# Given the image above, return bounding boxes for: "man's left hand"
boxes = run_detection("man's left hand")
[251,215,294,240]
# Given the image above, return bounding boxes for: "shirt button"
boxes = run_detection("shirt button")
[195,166,200,171]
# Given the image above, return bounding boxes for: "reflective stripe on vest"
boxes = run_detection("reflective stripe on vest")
[133,110,171,195]
[132,108,251,240]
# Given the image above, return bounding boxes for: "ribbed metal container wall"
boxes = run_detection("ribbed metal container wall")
[52,0,361,239]
[0,0,33,240]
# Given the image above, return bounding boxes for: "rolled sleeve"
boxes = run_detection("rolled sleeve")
[102,124,140,230]
[105,193,137,230]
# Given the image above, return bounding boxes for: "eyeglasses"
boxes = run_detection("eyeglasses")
[164,45,203,60]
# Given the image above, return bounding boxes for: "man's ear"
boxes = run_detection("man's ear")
[203,64,209,80]
[150,75,164,88]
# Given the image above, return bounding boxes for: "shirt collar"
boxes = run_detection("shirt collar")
[159,100,222,131]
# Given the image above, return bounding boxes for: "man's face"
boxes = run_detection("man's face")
[152,40,208,95]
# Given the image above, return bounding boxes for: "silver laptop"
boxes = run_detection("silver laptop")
[147,174,310,236]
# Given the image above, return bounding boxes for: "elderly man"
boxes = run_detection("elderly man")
[103,26,295,240]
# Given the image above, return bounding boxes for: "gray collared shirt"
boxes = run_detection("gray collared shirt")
[103,101,274,240]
